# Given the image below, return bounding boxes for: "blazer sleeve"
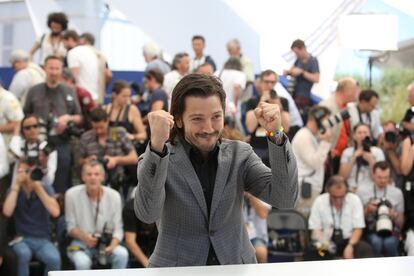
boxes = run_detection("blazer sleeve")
[243,136,298,209]
[134,144,170,224]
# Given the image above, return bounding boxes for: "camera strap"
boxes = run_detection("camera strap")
[357,106,373,137]
[329,199,343,229]
[374,185,387,200]
[88,188,102,231]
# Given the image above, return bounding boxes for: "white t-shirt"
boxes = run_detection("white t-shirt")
[36,33,67,65]
[357,184,404,214]
[292,127,331,193]
[0,87,24,146]
[163,70,184,101]
[218,69,246,116]
[275,83,304,127]
[0,134,9,178]
[67,45,99,100]
[340,146,385,190]
[309,193,365,239]
[347,102,383,140]
[9,63,45,105]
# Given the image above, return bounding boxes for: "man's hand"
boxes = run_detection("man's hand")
[290,67,304,77]
[148,110,174,152]
[367,201,378,214]
[318,128,332,142]
[84,234,98,248]
[105,244,116,255]
[254,102,282,133]
[343,244,354,259]
[103,155,117,170]
[55,114,72,134]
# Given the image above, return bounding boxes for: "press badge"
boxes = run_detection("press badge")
[406,181,412,192]
[66,95,74,102]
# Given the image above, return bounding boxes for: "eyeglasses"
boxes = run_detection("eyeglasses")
[262,80,277,85]
[22,124,39,131]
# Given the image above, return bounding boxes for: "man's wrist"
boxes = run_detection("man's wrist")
[267,126,285,145]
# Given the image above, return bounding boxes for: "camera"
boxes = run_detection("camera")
[268,230,301,253]
[64,120,83,138]
[97,156,127,190]
[384,131,397,144]
[315,108,350,134]
[94,223,114,266]
[23,140,55,181]
[376,198,393,237]
[356,136,372,167]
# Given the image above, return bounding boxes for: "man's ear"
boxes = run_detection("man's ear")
[176,118,183,128]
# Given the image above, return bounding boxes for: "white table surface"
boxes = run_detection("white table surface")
[49,256,414,276]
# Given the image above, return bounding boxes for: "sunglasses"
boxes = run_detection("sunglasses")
[23,124,39,131]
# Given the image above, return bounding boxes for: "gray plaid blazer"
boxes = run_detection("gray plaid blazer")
[135,138,298,267]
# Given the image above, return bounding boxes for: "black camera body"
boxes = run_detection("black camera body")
[315,108,350,134]
[356,136,372,167]
[94,223,113,266]
[23,140,55,181]
[384,131,397,144]
[64,120,83,138]
[97,157,127,190]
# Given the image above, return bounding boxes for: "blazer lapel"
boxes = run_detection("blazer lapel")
[209,142,232,222]
[170,143,208,221]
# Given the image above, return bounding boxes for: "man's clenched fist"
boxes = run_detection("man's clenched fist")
[148,110,174,152]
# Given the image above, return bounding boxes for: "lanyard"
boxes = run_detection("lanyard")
[330,199,344,229]
[374,185,387,199]
[88,189,102,231]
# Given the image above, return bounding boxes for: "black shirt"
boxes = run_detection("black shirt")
[181,138,220,265]
[122,199,158,257]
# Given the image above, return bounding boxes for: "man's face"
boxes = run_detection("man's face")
[50,22,63,35]
[177,56,190,74]
[292,47,307,60]
[144,77,157,91]
[344,83,358,104]
[12,60,27,71]
[261,73,277,92]
[91,120,109,137]
[44,59,63,85]
[373,168,390,189]
[178,95,224,154]
[329,183,347,206]
[360,97,378,113]
[408,88,414,106]
[192,39,205,56]
[353,125,371,145]
[63,38,77,50]
[22,117,40,142]
[196,64,214,75]
[227,46,240,57]
[82,165,104,190]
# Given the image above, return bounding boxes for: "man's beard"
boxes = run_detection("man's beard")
[51,31,61,37]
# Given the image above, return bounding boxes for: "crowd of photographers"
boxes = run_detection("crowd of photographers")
[1,11,414,276]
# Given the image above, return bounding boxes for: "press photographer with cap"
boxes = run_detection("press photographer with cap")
[135,73,298,267]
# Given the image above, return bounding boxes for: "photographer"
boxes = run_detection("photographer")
[79,107,138,193]
[65,160,128,270]
[378,121,404,189]
[339,123,385,192]
[9,115,57,187]
[2,160,61,276]
[24,55,82,193]
[400,82,414,138]
[292,106,332,217]
[399,136,414,255]
[357,161,404,257]
[306,175,373,260]
[347,89,382,142]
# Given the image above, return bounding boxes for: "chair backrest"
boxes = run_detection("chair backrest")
[267,209,308,230]
[267,209,309,257]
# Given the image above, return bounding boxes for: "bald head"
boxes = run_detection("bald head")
[407,82,414,106]
[336,77,358,104]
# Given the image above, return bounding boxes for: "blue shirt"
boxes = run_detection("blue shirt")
[293,55,319,98]
[14,184,55,239]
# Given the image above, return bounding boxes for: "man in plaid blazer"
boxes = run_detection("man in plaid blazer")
[135,73,298,267]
